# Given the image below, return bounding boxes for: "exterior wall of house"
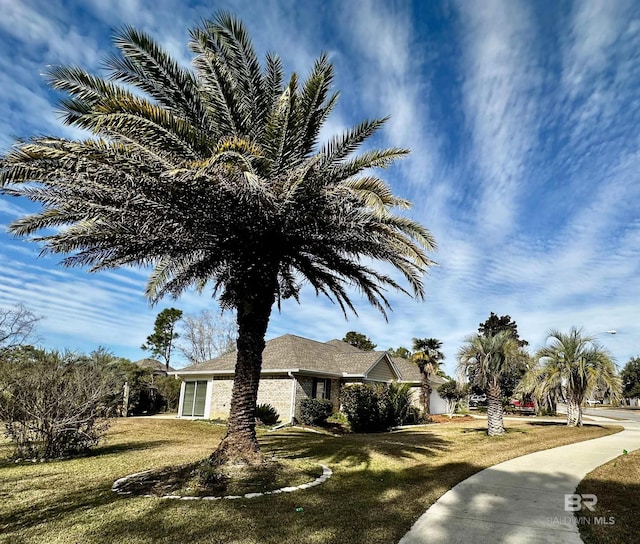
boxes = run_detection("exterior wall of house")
[256,376,294,422]
[366,359,396,382]
[294,375,313,419]
[429,388,447,415]
[408,385,447,415]
[209,377,234,419]
[293,376,341,420]
[206,375,294,422]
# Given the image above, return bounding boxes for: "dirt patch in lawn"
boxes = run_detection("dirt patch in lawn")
[427,415,475,424]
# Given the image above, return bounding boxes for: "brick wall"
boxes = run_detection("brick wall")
[257,376,294,422]
[209,377,234,419]
[293,376,341,419]
[208,375,294,422]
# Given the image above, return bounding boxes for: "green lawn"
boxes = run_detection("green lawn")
[0,418,619,544]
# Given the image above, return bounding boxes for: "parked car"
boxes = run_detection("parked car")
[510,399,536,414]
[586,398,603,406]
[469,394,487,408]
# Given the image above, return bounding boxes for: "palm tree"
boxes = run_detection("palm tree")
[411,338,445,415]
[535,328,621,427]
[0,13,436,464]
[515,362,560,416]
[457,331,521,436]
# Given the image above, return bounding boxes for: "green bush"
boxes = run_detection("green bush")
[340,384,391,432]
[300,398,333,425]
[255,404,280,426]
[340,383,417,432]
[155,375,182,412]
[387,382,414,427]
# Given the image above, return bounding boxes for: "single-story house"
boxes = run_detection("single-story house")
[172,334,448,421]
[134,358,175,376]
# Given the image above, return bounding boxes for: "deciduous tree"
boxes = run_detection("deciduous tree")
[177,310,236,364]
[621,357,640,399]
[0,304,41,351]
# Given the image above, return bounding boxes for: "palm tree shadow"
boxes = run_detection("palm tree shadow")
[260,428,451,468]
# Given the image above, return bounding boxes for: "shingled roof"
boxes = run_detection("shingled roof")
[134,358,175,373]
[177,334,446,385]
[181,334,393,378]
[390,357,448,385]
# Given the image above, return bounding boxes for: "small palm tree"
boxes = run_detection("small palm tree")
[0,13,436,464]
[535,328,621,427]
[457,331,521,436]
[411,338,445,415]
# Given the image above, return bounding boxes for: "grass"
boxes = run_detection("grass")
[0,417,620,544]
[576,448,640,544]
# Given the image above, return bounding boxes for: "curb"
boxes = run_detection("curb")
[112,464,332,500]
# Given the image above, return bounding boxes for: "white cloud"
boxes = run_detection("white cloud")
[455,0,542,237]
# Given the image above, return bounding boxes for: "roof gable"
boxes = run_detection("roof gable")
[363,355,399,381]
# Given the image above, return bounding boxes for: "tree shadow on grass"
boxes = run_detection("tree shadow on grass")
[260,428,451,468]
[0,483,118,535]
[11,460,478,544]
[41,461,609,544]
[90,439,172,457]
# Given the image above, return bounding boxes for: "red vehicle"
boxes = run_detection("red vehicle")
[510,398,536,415]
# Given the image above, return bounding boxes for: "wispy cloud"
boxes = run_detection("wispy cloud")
[455,0,543,237]
[1,0,639,376]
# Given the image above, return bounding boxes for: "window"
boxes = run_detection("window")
[312,378,332,400]
[182,380,208,417]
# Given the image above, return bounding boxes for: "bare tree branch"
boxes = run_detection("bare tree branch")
[0,304,42,349]
[177,310,236,364]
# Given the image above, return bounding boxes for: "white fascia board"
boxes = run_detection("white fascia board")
[293,369,342,378]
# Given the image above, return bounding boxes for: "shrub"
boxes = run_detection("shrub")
[0,347,116,459]
[255,404,280,426]
[340,383,418,432]
[340,384,391,432]
[155,375,182,412]
[403,405,424,425]
[438,380,468,415]
[300,398,333,425]
[387,382,414,427]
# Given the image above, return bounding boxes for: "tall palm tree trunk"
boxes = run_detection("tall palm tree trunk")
[211,290,275,465]
[566,395,583,427]
[420,371,432,415]
[486,383,505,436]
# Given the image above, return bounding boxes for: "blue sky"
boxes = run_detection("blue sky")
[1,0,638,374]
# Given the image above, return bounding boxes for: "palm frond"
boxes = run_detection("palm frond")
[106,26,207,127]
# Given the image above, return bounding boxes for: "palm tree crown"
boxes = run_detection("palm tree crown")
[411,337,445,415]
[0,13,436,462]
[535,327,620,426]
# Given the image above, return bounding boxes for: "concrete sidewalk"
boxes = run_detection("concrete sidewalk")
[399,418,640,544]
